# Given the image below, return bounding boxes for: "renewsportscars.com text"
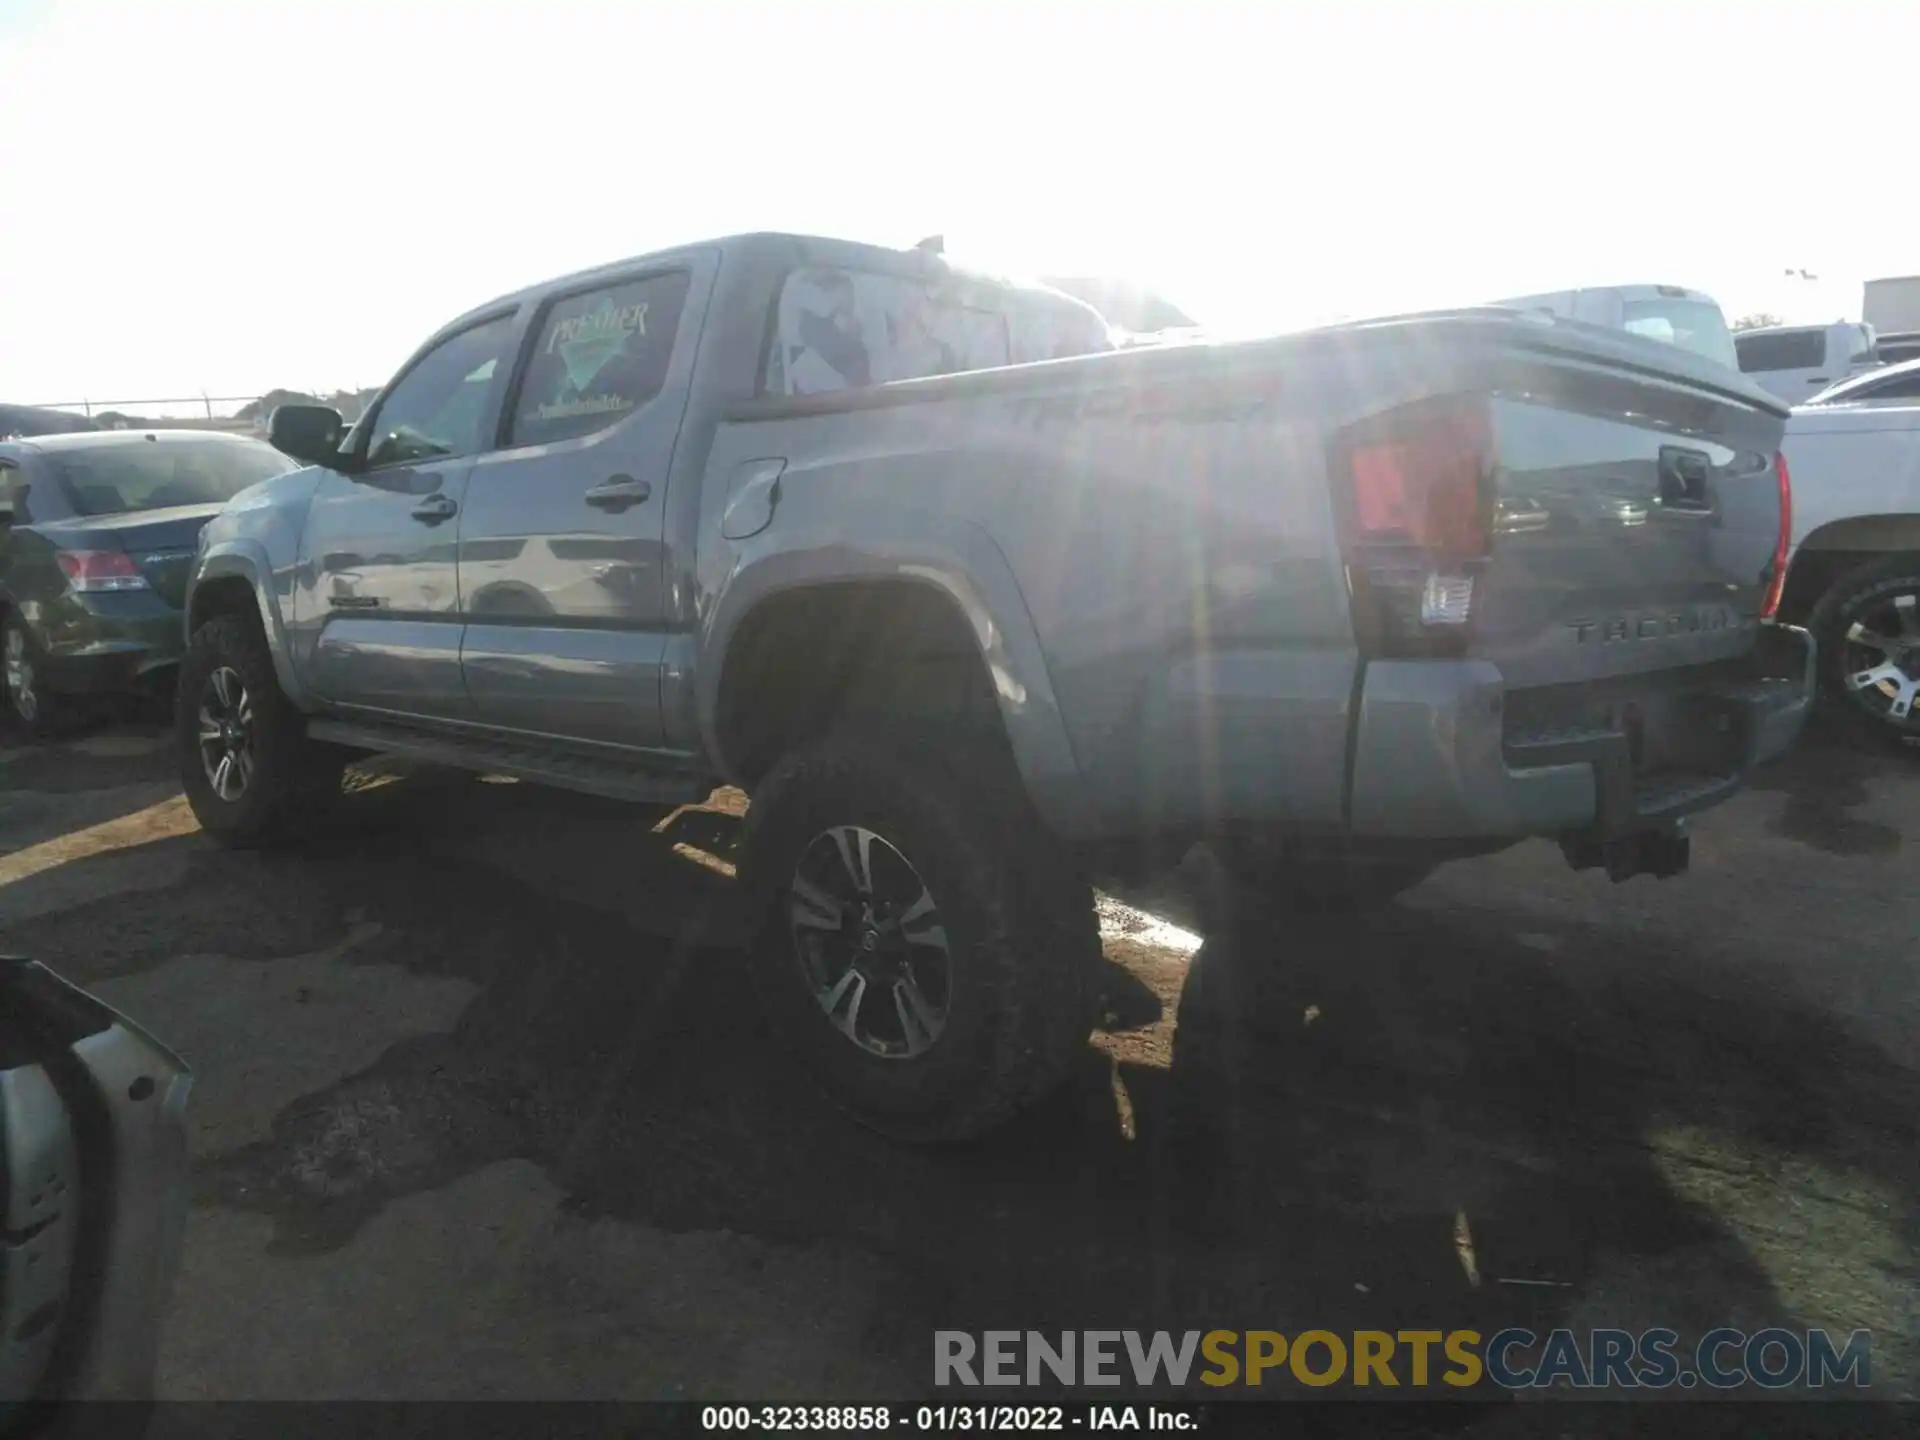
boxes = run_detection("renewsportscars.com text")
[934,1327,1873,1391]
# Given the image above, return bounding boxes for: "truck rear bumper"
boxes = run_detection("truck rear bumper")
[1347,623,1815,842]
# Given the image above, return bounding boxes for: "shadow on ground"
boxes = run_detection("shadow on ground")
[1746,713,1909,858]
[3,721,1914,1416]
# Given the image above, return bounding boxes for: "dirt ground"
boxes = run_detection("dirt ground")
[1,712,1915,1428]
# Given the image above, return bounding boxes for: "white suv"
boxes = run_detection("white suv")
[1736,322,1881,403]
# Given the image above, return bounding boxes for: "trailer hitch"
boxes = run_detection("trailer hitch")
[1560,820,1690,882]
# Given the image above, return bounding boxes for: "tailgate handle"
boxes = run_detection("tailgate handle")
[1658,447,1712,513]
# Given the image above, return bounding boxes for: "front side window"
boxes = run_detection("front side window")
[508,271,691,448]
[764,267,1012,397]
[364,316,515,469]
[50,438,290,517]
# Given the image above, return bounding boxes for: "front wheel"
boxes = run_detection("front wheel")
[738,738,1099,1144]
[176,614,343,846]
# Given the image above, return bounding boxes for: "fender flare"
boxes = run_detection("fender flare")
[189,541,309,708]
[697,519,1086,829]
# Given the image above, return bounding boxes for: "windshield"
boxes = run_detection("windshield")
[1620,298,1740,371]
[51,437,290,517]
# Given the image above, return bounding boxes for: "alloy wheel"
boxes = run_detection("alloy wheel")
[787,825,953,1060]
[3,626,36,724]
[197,666,256,801]
[1842,590,1920,726]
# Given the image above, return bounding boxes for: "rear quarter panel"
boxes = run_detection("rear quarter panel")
[697,344,1362,836]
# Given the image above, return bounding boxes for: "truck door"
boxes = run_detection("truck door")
[455,260,710,751]
[296,313,518,719]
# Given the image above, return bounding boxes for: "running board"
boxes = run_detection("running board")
[306,719,713,807]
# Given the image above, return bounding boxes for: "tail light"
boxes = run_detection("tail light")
[56,550,149,593]
[1334,394,1493,657]
[1761,451,1791,620]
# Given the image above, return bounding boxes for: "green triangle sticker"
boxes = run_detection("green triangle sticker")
[558,332,624,391]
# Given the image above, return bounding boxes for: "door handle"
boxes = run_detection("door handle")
[584,475,652,512]
[411,494,458,525]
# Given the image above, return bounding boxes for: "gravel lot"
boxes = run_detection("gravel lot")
[1,713,1915,1428]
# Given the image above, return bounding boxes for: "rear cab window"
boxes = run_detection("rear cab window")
[763,267,1113,398]
[1619,296,1739,371]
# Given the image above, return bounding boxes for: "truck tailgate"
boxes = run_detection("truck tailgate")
[1475,362,1788,689]
[1336,317,1804,850]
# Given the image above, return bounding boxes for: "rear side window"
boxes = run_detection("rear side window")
[509,271,692,448]
[764,267,1012,397]
[1735,330,1826,372]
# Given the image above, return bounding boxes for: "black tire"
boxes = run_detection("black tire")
[1808,555,1920,753]
[2,612,72,740]
[1206,838,1433,921]
[738,736,1100,1144]
[176,613,343,846]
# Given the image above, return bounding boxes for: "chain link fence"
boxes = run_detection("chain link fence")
[7,389,378,440]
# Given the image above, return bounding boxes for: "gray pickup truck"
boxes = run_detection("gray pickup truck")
[178,232,1813,1141]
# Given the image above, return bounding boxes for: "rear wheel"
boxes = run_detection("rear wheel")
[738,737,1099,1144]
[2,613,69,740]
[1810,555,1920,752]
[176,613,343,845]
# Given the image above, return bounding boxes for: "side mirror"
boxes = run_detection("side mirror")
[268,404,350,469]
[0,502,13,527]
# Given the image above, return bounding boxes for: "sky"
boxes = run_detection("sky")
[1,0,1914,410]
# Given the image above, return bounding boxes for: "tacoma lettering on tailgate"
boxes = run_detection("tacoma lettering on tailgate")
[1568,606,1746,644]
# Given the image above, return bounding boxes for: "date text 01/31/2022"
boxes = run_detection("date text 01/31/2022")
[700,1405,1198,1431]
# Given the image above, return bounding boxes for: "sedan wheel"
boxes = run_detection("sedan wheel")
[196,666,256,802]
[3,623,37,725]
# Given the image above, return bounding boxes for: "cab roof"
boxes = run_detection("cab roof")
[439,231,1108,338]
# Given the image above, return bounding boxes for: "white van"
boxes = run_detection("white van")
[1734,323,1881,403]
[1489,284,1740,372]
